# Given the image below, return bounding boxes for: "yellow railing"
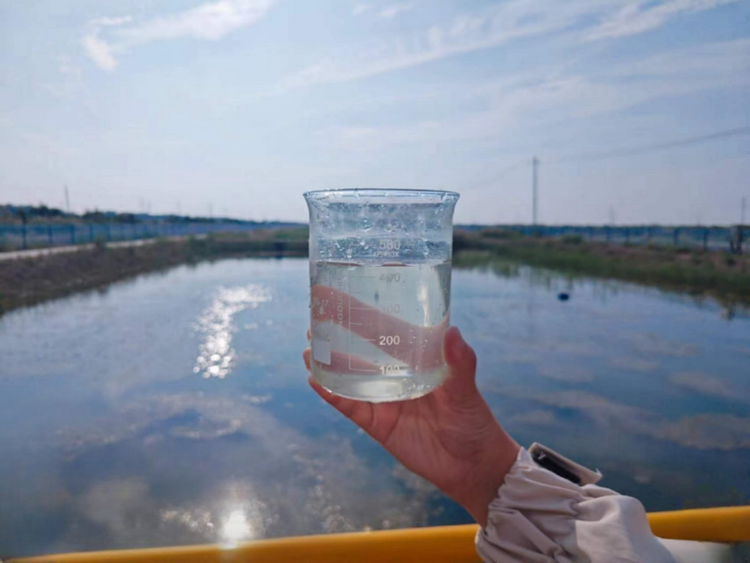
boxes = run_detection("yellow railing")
[14,506,750,563]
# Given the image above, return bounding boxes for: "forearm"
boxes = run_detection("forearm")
[452,424,520,527]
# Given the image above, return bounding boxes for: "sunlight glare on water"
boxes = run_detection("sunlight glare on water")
[221,510,253,546]
[193,285,272,379]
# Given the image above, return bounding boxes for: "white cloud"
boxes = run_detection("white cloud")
[82,0,276,71]
[81,32,118,72]
[119,0,275,44]
[340,127,376,140]
[44,55,85,97]
[89,16,133,27]
[352,4,372,16]
[318,38,750,149]
[610,37,750,80]
[583,0,737,41]
[57,55,83,80]
[380,4,412,19]
[284,1,613,88]
[283,0,737,90]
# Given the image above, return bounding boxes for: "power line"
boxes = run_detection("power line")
[555,126,750,163]
[532,156,539,226]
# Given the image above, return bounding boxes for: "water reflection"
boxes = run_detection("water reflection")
[49,389,438,552]
[536,364,594,383]
[0,257,748,556]
[631,333,698,357]
[609,357,660,373]
[160,508,214,536]
[454,252,750,320]
[193,285,272,379]
[669,371,744,402]
[508,389,750,451]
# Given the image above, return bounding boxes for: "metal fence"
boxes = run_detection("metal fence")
[1,222,747,254]
[0,222,273,252]
[464,225,747,253]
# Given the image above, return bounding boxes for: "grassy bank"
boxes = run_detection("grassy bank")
[454,229,750,305]
[0,230,307,314]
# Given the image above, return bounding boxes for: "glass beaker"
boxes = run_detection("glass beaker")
[304,189,460,402]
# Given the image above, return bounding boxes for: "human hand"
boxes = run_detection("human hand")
[303,326,519,526]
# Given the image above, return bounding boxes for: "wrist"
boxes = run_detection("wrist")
[455,426,520,527]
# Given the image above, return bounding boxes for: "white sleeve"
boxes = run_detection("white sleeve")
[475,448,677,563]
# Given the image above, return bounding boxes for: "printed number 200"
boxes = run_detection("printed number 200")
[379,335,400,346]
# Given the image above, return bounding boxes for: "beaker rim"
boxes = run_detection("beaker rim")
[303,188,460,202]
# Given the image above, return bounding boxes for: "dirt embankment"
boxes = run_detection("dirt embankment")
[0,232,307,314]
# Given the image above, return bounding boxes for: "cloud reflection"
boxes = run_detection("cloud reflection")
[537,365,594,383]
[632,333,698,357]
[653,414,750,450]
[668,371,746,402]
[609,356,660,373]
[51,391,436,551]
[193,285,271,379]
[160,508,214,535]
[529,390,750,450]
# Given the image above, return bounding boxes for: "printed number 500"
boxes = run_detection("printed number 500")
[380,240,401,250]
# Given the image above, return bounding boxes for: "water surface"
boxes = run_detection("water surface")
[0,257,748,556]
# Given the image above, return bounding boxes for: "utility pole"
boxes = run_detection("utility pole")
[64,185,70,213]
[208,203,213,219]
[742,197,747,225]
[532,156,539,226]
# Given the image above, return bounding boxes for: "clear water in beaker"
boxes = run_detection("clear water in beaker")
[304,189,459,402]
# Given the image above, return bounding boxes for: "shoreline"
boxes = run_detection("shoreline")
[0,232,306,315]
[454,230,750,307]
[1,228,748,315]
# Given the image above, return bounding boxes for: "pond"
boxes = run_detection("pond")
[0,256,748,557]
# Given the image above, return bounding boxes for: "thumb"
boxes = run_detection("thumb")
[442,326,478,400]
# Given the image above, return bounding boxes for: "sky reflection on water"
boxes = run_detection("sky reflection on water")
[0,257,748,556]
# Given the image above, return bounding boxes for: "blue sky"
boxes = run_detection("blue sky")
[1,0,748,225]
